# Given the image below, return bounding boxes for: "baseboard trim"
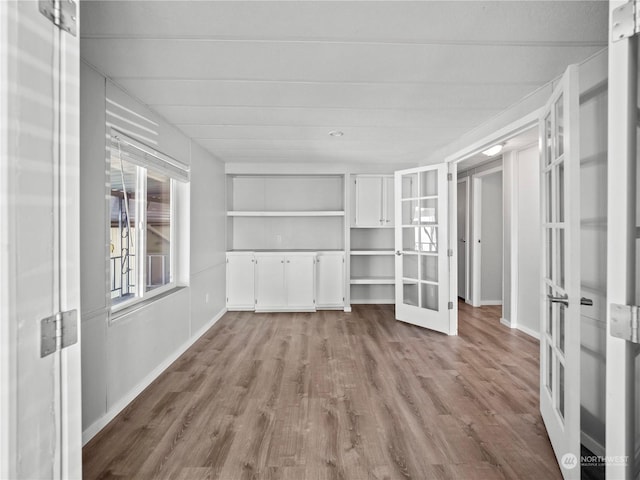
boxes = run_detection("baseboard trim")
[350,299,395,304]
[480,300,503,306]
[516,323,540,340]
[581,431,605,457]
[82,307,227,446]
[500,317,514,328]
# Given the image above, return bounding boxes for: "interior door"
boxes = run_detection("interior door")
[0,1,82,478]
[457,178,468,299]
[394,164,454,335]
[539,64,581,479]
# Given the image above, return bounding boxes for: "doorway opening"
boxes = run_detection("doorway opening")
[454,126,539,330]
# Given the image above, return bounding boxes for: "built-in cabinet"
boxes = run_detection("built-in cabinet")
[350,174,396,304]
[316,251,345,308]
[226,251,344,312]
[226,252,255,310]
[354,175,394,227]
[226,174,346,312]
[255,252,316,311]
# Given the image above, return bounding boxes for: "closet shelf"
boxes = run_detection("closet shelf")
[227,210,344,217]
[350,249,395,256]
[350,276,395,285]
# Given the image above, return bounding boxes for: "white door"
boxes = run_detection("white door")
[226,253,255,309]
[606,2,640,477]
[394,164,454,334]
[0,1,82,478]
[316,253,344,307]
[539,64,581,479]
[285,255,316,310]
[457,178,468,299]
[255,255,286,310]
[355,176,383,226]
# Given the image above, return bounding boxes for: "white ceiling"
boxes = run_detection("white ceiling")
[80,1,607,166]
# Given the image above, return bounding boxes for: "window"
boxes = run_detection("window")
[109,131,189,311]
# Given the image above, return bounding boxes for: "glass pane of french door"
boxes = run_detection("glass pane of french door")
[542,90,568,422]
[400,170,440,312]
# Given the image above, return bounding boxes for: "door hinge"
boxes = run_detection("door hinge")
[39,0,78,36]
[612,0,640,42]
[447,249,453,257]
[447,173,453,181]
[448,301,454,310]
[611,304,640,344]
[41,309,78,358]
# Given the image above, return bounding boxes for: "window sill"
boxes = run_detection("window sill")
[109,286,187,323]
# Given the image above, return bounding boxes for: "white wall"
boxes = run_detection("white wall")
[515,145,541,336]
[480,171,503,303]
[80,62,226,442]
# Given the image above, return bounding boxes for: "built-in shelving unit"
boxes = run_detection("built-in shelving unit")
[227,174,346,252]
[226,174,347,312]
[348,174,396,305]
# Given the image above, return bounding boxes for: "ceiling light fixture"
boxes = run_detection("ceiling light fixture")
[328,130,344,137]
[482,144,504,157]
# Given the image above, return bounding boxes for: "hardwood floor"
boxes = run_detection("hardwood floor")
[83,303,561,479]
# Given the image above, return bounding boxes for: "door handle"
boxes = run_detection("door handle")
[580,297,593,306]
[395,251,402,256]
[460,238,466,243]
[548,295,569,307]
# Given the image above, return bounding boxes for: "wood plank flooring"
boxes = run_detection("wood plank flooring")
[83,303,561,479]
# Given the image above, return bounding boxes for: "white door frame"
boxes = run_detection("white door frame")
[445,110,540,322]
[457,176,470,301]
[606,1,637,477]
[469,165,504,308]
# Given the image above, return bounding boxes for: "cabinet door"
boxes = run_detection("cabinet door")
[355,176,383,226]
[383,176,395,225]
[227,254,255,309]
[256,255,286,309]
[316,254,344,307]
[285,255,316,310]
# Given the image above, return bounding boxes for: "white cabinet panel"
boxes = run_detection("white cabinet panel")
[384,176,395,225]
[354,175,394,227]
[317,253,344,308]
[226,253,255,310]
[255,255,286,309]
[285,255,316,309]
[355,176,383,226]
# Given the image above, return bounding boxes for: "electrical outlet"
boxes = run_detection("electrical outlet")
[205,293,210,304]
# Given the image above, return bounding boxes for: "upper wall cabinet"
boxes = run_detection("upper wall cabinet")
[353,175,394,227]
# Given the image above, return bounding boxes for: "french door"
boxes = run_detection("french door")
[539,64,581,479]
[0,1,82,478]
[394,164,455,335]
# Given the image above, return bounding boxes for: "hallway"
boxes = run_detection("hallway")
[83,303,560,479]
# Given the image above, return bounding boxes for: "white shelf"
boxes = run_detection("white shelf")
[350,249,395,256]
[228,210,344,217]
[350,276,395,285]
[350,225,394,229]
